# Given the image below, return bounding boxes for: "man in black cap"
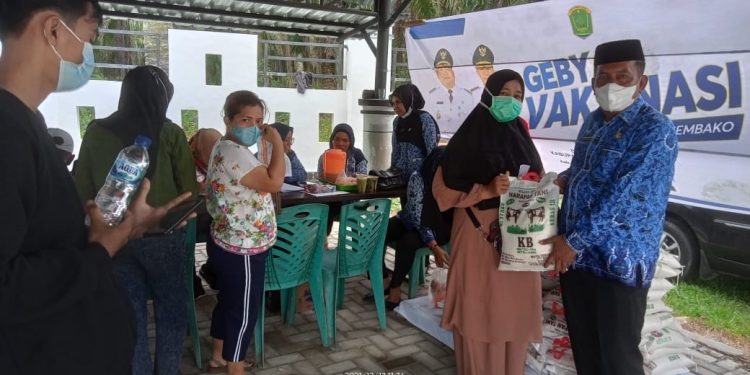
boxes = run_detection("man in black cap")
[541,39,678,375]
[470,44,495,90]
[427,48,472,134]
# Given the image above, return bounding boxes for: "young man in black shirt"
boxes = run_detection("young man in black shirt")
[0,1,192,373]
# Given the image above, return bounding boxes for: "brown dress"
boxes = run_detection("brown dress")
[433,167,542,375]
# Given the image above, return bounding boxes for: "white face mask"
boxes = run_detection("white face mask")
[594,82,639,112]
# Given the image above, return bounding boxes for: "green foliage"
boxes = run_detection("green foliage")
[205,54,222,86]
[257,32,342,90]
[77,106,95,137]
[181,110,199,139]
[666,276,750,338]
[318,113,333,142]
[275,112,291,125]
[92,19,147,81]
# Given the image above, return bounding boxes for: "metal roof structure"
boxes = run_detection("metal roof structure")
[98,0,409,40]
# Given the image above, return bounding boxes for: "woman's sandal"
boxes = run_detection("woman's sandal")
[362,287,390,302]
[207,358,255,373]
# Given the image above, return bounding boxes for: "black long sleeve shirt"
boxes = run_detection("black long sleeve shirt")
[0,89,134,374]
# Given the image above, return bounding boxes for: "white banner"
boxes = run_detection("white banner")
[405,0,750,214]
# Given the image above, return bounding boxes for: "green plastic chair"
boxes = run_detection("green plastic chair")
[407,243,451,299]
[183,219,202,368]
[254,204,330,367]
[322,198,391,344]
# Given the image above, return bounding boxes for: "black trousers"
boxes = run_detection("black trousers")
[560,269,648,375]
[385,217,449,289]
[208,239,268,362]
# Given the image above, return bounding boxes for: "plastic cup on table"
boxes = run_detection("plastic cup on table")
[356,175,368,193]
[366,176,378,193]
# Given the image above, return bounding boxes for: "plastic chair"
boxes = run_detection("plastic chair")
[254,204,330,367]
[183,219,202,368]
[407,243,451,299]
[322,198,391,344]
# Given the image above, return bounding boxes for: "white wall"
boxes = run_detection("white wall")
[16,28,379,171]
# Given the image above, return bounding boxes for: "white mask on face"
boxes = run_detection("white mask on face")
[594,81,639,112]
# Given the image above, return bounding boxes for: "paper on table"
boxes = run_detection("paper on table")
[281,183,304,192]
[305,191,349,197]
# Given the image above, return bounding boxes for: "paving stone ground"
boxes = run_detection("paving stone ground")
[144,227,749,375]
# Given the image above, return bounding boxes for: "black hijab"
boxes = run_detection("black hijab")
[390,83,429,149]
[440,69,543,209]
[99,65,174,178]
[329,123,366,165]
[270,122,292,141]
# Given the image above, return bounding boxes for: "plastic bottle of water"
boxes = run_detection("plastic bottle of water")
[95,136,152,225]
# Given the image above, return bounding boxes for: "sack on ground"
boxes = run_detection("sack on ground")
[655,263,681,279]
[640,327,694,356]
[644,353,696,375]
[645,299,673,315]
[541,271,560,290]
[658,251,683,270]
[498,172,559,272]
[429,267,448,309]
[642,312,676,334]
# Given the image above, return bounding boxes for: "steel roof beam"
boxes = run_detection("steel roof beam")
[100,0,364,29]
[102,10,344,37]
[233,0,377,18]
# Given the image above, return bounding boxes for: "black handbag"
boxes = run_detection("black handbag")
[368,167,405,190]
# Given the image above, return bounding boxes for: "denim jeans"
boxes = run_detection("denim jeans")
[113,231,187,375]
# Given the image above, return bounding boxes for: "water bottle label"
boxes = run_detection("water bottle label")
[110,159,145,184]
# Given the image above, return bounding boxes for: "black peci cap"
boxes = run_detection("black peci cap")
[594,39,645,66]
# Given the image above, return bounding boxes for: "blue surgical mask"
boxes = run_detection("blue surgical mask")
[232,126,261,147]
[480,87,522,123]
[48,20,95,92]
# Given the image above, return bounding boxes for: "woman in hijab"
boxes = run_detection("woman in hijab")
[389,83,439,182]
[74,65,198,375]
[433,70,543,374]
[316,123,368,177]
[270,122,307,185]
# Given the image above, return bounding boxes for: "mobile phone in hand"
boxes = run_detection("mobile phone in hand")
[161,197,205,234]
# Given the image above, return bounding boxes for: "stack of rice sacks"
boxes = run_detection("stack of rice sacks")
[526,252,696,375]
[526,271,577,375]
[641,251,696,375]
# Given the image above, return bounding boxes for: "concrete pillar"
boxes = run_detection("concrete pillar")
[359,98,394,171]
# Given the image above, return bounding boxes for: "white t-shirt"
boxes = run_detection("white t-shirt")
[206,139,276,255]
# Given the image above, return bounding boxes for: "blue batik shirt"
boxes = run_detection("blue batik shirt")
[390,112,438,183]
[397,170,436,245]
[284,151,307,186]
[558,96,678,288]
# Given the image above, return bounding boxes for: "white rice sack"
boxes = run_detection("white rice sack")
[543,316,569,339]
[642,313,676,334]
[644,353,696,375]
[655,263,681,279]
[542,288,566,319]
[544,364,578,375]
[645,299,673,315]
[649,368,691,375]
[647,278,675,301]
[658,251,683,270]
[544,340,576,373]
[541,271,560,290]
[640,327,694,356]
[498,173,559,272]
[526,344,545,372]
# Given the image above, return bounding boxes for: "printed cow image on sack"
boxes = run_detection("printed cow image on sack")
[498,172,559,272]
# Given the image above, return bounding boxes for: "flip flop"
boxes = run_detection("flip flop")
[207,359,255,373]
